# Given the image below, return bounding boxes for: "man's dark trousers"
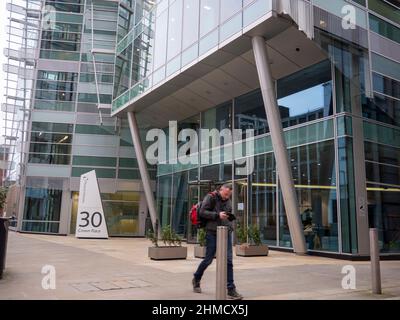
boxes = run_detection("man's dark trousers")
[193,231,235,289]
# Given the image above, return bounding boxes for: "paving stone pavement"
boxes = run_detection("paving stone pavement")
[1,232,399,300]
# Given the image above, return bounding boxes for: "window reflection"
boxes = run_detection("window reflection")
[277,60,333,128]
[23,188,62,233]
[182,0,200,50]
[114,44,132,97]
[368,186,400,253]
[220,0,242,22]
[234,60,333,138]
[167,0,183,60]
[249,153,276,245]
[153,10,168,70]
[200,0,220,37]
[201,101,232,148]
[171,171,188,235]
[280,140,338,251]
[157,175,172,227]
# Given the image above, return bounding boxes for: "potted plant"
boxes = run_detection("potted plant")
[0,187,7,216]
[147,225,187,260]
[236,223,248,245]
[194,228,207,258]
[235,224,269,257]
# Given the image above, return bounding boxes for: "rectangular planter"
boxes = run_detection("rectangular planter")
[148,246,187,260]
[194,246,216,259]
[235,244,269,257]
[194,245,207,258]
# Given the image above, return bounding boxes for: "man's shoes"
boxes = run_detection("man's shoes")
[227,288,243,300]
[192,277,201,293]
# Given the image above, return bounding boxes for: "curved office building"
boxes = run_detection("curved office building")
[2,0,400,259]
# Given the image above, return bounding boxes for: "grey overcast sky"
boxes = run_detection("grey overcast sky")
[0,2,8,144]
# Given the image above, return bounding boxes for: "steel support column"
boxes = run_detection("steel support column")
[127,112,158,234]
[252,36,307,254]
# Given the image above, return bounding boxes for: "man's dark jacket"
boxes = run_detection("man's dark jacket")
[199,191,234,233]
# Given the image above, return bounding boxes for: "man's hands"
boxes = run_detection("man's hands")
[219,211,229,220]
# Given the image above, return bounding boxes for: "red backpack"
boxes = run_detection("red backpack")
[190,191,217,228]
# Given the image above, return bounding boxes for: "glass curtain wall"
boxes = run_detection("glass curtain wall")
[22,188,62,233]
[235,60,333,138]
[279,140,338,251]
[70,191,142,236]
[365,123,400,253]
[249,153,276,245]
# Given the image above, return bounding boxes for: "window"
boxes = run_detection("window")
[45,0,83,13]
[365,141,400,167]
[220,0,242,22]
[171,171,188,235]
[182,0,200,50]
[113,44,133,98]
[201,101,232,149]
[153,9,168,70]
[368,186,400,253]
[167,0,183,61]
[235,89,268,137]
[29,123,73,165]
[363,93,400,126]
[368,0,400,25]
[200,0,220,37]
[248,153,276,245]
[279,140,338,251]
[372,53,400,82]
[71,167,116,178]
[31,122,73,133]
[278,60,333,128]
[369,14,400,44]
[73,156,117,167]
[22,188,62,234]
[157,175,173,227]
[234,60,333,138]
[373,72,400,97]
[338,137,358,253]
[75,124,115,135]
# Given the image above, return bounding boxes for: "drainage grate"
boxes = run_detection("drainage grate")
[70,279,153,292]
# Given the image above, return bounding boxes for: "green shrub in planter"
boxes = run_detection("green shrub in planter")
[147,225,187,260]
[236,223,248,245]
[0,187,7,212]
[197,228,206,247]
[161,225,182,246]
[248,224,262,246]
[147,229,158,247]
[236,224,268,257]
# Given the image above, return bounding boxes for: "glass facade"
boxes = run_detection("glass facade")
[70,191,142,236]
[4,0,400,256]
[143,0,400,255]
[112,0,277,112]
[12,0,149,236]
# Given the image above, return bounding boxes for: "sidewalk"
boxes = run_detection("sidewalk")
[1,232,399,300]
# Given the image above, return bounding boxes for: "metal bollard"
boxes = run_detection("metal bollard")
[369,228,382,294]
[216,226,228,300]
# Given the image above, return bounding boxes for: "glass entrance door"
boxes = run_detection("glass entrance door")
[233,179,248,243]
[187,181,216,243]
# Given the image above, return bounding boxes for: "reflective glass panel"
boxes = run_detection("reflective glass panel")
[200,0,220,37]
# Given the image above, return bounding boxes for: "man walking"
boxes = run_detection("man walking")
[192,183,243,300]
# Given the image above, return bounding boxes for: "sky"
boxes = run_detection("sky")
[0,2,7,145]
